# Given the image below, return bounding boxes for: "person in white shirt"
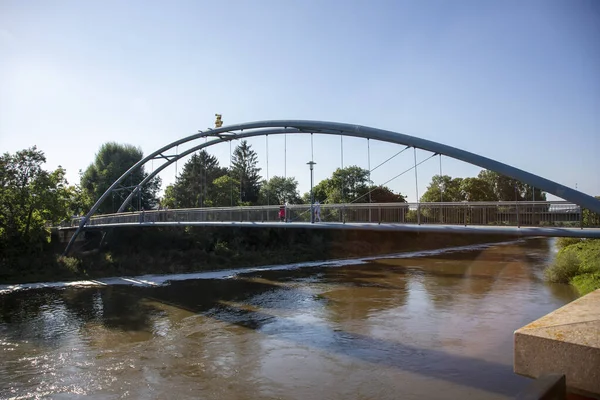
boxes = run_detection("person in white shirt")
[314,200,321,222]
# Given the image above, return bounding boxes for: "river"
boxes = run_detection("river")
[0,238,578,399]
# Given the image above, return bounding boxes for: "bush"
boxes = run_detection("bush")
[545,239,600,294]
[571,272,600,296]
[545,249,581,283]
[555,237,583,250]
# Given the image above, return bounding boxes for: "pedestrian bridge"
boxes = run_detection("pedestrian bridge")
[63,120,600,254]
[62,201,600,239]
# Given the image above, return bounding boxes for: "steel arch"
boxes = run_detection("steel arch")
[64,120,600,254]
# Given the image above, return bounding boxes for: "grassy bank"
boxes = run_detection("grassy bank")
[545,238,600,295]
[2,227,512,285]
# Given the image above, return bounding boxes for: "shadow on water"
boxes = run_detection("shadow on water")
[0,239,564,397]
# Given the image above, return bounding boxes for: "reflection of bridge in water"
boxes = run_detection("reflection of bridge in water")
[61,201,600,239]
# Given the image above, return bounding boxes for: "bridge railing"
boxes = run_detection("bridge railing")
[67,201,600,228]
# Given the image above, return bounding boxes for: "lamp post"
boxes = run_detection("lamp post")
[307,161,316,223]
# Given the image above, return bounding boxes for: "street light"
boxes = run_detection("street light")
[307,161,316,223]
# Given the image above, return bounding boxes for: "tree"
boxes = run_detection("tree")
[478,170,546,201]
[420,175,464,202]
[230,140,261,204]
[259,176,302,205]
[360,186,406,203]
[0,147,72,252]
[211,175,241,207]
[459,177,495,201]
[160,184,177,209]
[80,142,161,214]
[168,150,227,208]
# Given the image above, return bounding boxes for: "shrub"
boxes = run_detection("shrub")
[571,273,600,296]
[544,248,580,283]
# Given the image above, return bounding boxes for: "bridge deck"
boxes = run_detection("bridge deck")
[60,220,600,239]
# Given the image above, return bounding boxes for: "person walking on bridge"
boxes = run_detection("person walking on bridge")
[279,205,286,222]
[314,200,321,222]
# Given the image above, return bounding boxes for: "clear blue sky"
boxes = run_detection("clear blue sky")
[1,0,598,202]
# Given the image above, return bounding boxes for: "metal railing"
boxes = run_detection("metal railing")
[64,201,600,229]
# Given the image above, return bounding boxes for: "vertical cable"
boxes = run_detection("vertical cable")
[340,135,344,203]
[175,145,178,178]
[284,134,287,179]
[439,154,443,223]
[311,133,314,162]
[367,138,371,221]
[367,139,371,202]
[229,140,233,206]
[266,135,269,206]
[414,147,420,224]
[204,137,207,208]
[439,154,443,203]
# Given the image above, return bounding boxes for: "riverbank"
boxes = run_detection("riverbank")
[544,238,600,295]
[1,226,514,285]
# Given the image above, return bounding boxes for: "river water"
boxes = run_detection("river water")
[0,238,578,399]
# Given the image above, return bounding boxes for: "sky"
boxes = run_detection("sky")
[1,0,599,202]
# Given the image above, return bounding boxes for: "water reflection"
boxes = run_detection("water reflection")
[0,239,579,400]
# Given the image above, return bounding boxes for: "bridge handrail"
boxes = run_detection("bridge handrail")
[65,200,590,228]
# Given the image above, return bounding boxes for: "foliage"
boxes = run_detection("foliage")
[160,184,177,209]
[420,175,464,202]
[0,147,72,256]
[259,176,302,205]
[420,171,547,203]
[80,142,161,214]
[166,150,227,208]
[545,239,600,295]
[582,196,600,227]
[211,175,241,207]
[230,140,261,204]
[304,166,405,204]
[359,185,406,203]
[571,273,600,296]
[477,170,546,201]
[544,248,581,283]
[459,177,496,201]
[555,237,583,250]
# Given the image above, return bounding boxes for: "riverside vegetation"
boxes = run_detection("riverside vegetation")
[545,238,600,295]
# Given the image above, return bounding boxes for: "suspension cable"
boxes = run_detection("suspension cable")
[284,134,287,179]
[350,152,437,204]
[370,146,410,173]
[340,135,344,203]
[367,138,371,205]
[204,137,207,208]
[266,134,269,206]
[229,140,233,206]
[414,148,419,203]
[414,148,420,224]
[311,132,314,162]
[439,154,443,202]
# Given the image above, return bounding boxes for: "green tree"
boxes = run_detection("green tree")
[259,176,302,205]
[169,150,227,208]
[303,166,375,204]
[477,170,546,201]
[360,186,406,203]
[459,177,495,201]
[420,175,464,202]
[0,147,72,252]
[211,175,241,207]
[81,142,161,214]
[160,184,177,209]
[230,140,261,204]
